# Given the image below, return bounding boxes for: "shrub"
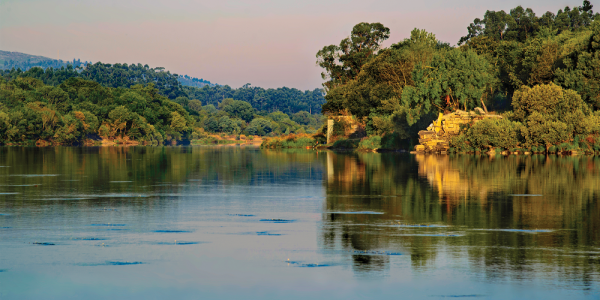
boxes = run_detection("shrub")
[358,136,382,150]
[331,138,359,149]
[260,133,316,149]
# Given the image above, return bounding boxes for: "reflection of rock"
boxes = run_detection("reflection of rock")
[415,154,490,206]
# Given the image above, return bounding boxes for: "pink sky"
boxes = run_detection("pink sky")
[0,0,580,90]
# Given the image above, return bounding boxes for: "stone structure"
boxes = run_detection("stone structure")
[415,108,502,153]
[326,116,361,144]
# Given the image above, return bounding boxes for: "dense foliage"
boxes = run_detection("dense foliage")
[1,63,326,116]
[317,1,600,152]
[184,84,325,115]
[0,77,193,145]
[0,75,326,145]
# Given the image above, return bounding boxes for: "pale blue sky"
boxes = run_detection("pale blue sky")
[0,0,585,89]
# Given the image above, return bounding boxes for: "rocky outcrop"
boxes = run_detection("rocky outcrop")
[415,108,502,153]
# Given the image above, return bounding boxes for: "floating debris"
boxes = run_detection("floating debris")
[0,213,10,216]
[32,242,55,246]
[153,230,191,233]
[0,227,11,229]
[328,211,384,215]
[0,269,6,272]
[256,231,283,236]
[91,224,126,227]
[228,214,255,217]
[260,219,294,223]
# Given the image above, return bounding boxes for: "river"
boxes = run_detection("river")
[0,146,598,299]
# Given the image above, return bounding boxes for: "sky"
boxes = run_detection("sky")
[0,0,584,90]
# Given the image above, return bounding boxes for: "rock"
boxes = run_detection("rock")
[414,109,503,155]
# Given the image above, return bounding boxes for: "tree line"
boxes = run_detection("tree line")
[317,0,600,152]
[0,62,326,116]
[0,75,325,145]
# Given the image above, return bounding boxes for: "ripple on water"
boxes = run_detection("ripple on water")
[0,193,19,195]
[9,174,59,177]
[32,242,55,246]
[474,228,552,233]
[285,261,336,267]
[77,261,143,266]
[395,224,449,228]
[153,241,205,245]
[346,250,402,256]
[153,230,191,233]
[256,231,283,236]
[395,233,464,237]
[430,295,486,298]
[327,211,384,215]
[34,197,95,201]
[228,214,255,217]
[106,261,144,265]
[510,194,543,196]
[109,181,133,183]
[91,224,126,227]
[260,219,294,223]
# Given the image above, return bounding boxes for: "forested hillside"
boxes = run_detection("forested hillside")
[0,75,324,145]
[0,62,325,115]
[0,50,90,71]
[317,0,600,153]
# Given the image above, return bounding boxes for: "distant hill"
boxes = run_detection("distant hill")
[0,50,218,87]
[178,75,218,88]
[0,50,325,114]
[0,50,88,71]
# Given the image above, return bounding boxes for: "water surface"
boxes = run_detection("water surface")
[0,146,598,299]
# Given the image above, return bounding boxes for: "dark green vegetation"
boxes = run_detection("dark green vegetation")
[0,75,325,145]
[317,1,600,153]
[0,56,326,145]
[0,56,326,115]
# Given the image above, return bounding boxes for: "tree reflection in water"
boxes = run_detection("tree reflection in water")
[321,151,600,286]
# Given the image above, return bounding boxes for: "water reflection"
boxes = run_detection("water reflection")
[0,146,598,298]
[322,151,600,287]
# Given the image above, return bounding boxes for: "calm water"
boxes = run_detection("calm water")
[0,146,598,299]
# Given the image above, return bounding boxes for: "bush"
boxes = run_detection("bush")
[466,118,521,150]
[358,136,382,150]
[332,138,360,149]
[260,133,316,148]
